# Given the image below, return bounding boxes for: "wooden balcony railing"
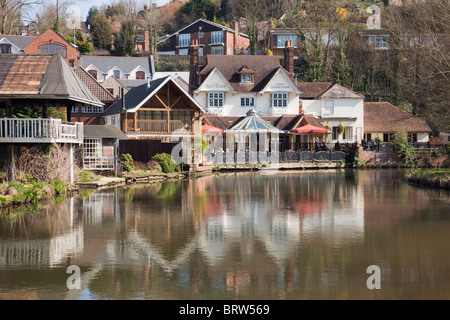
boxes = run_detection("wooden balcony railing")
[126,119,190,133]
[0,118,83,144]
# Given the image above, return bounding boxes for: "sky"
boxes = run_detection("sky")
[27,0,171,23]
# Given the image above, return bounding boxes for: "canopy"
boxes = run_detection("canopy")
[202,124,224,133]
[290,124,328,134]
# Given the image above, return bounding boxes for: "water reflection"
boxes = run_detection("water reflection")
[0,170,449,300]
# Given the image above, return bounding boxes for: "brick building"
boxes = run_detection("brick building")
[157,19,250,57]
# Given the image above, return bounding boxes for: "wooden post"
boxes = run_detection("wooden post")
[6,144,15,182]
[69,144,74,184]
[6,100,13,117]
[134,112,137,133]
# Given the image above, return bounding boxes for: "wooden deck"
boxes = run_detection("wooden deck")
[0,118,83,144]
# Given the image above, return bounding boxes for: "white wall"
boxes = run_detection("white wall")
[303,98,364,144]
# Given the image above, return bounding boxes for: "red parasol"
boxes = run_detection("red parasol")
[202,124,224,133]
[290,124,328,134]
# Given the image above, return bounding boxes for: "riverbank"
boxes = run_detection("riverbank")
[406,169,450,189]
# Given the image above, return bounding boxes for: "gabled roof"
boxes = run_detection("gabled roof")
[0,54,103,106]
[175,18,249,37]
[297,82,333,99]
[364,102,431,133]
[105,76,205,115]
[84,125,128,139]
[257,66,302,94]
[225,109,285,133]
[79,55,155,74]
[199,55,285,93]
[296,82,363,99]
[75,66,116,103]
[195,66,236,94]
[0,35,37,50]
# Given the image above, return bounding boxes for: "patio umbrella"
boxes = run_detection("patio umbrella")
[290,124,328,134]
[290,125,329,151]
[202,124,224,133]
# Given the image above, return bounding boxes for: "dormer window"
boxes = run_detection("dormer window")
[241,74,252,84]
[0,44,12,54]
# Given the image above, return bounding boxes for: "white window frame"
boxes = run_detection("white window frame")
[323,100,334,115]
[111,116,115,126]
[179,48,189,55]
[179,33,191,47]
[71,106,79,113]
[240,97,255,107]
[211,46,223,55]
[270,93,288,108]
[369,36,389,49]
[208,92,225,108]
[343,127,353,140]
[241,74,252,84]
[83,138,101,157]
[82,106,104,114]
[211,31,223,44]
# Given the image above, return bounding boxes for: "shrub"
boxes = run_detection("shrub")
[393,129,418,168]
[147,160,163,172]
[152,153,180,173]
[446,144,450,158]
[52,179,66,195]
[120,153,135,172]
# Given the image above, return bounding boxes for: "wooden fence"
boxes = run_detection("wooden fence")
[119,139,179,163]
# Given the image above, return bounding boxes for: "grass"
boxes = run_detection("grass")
[407,169,450,189]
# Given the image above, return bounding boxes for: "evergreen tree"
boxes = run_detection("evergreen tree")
[90,14,113,50]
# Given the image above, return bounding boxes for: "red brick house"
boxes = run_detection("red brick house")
[157,19,250,57]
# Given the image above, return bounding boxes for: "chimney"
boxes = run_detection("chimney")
[189,39,199,95]
[284,40,294,79]
[144,30,149,52]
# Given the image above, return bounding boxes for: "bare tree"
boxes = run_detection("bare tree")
[0,0,40,34]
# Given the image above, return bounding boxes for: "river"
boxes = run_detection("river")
[0,169,449,300]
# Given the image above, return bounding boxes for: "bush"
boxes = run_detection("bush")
[446,144,450,158]
[52,179,66,195]
[147,160,163,173]
[152,153,180,173]
[120,153,135,172]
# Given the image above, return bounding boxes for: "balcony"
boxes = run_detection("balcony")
[126,119,190,133]
[0,118,83,144]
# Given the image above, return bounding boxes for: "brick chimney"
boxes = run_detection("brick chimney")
[284,40,294,79]
[144,30,149,52]
[189,39,199,95]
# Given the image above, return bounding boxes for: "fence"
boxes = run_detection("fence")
[206,150,347,165]
[119,139,179,163]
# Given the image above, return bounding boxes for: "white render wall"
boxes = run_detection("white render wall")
[303,98,364,144]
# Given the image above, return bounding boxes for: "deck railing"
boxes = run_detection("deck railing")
[126,119,189,133]
[0,118,83,143]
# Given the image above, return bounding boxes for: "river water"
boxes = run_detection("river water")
[0,169,449,300]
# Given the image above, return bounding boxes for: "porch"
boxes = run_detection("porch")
[125,119,190,133]
[0,118,83,144]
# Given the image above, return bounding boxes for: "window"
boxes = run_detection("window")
[408,133,417,143]
[211,46,223,55]
[343,127,353,140]
[83,139,101,157]
[368,36,389,49]
[332,127,339,140]
[241,74,252,84]
[113,70,120,79]
[198,32,203,38]
[199,47,204,56]
[323,100,334,115]
[82,106,104,113]
[71,106,79,113]
[136,71,145,79]
[179,48,189,55]
[276,35,298,48]
[211,31,223,44]
[0,44,12,53]
[179,33,190,47]
[270,93,288,108]
[38,43,67,58]
[88,70,97,80]
[115,21,121,27]
[111,116,115,126]
[208,92,225,108]
[240,97,255,107]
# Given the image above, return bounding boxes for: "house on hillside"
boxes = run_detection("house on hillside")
[157,19,250,57]
[78,55,155,85]
[364,102,431,143]
[297,82,364,144]
[0,29,79,67]
[189,40,300,117]
[103,76,205,142]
